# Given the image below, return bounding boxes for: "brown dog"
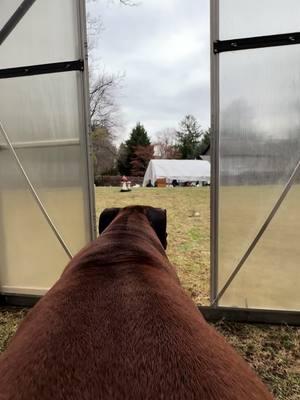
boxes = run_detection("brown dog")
[0,206,273,399]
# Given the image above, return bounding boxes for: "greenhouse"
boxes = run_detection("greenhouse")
[0,0,299,325]
[209,0,300,323]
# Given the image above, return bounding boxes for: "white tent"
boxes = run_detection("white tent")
[143,160,210,186]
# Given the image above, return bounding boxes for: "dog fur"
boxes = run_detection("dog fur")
[0,205,273,399]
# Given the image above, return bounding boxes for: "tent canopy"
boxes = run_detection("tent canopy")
[143,159,210,186]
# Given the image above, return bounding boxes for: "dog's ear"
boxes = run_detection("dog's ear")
[146,208,168,249]
[99,208,120,235]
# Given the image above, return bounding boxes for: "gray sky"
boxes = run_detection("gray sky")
[88,0,210,142]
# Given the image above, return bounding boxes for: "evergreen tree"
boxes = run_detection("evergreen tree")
[126,122,151,149]
[198,128,211,155]
[117,122,152,175]
[176,115,203,159]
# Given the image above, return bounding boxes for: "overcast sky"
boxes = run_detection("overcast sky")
[87,0,210,143]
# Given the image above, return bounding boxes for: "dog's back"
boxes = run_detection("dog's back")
[0,206,273,399]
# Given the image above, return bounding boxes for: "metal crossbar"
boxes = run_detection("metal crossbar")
[214,31,300,53]
[0,0,37,46]
[0,121,73,260]
[0,138,79,149]
[0,60,84,79]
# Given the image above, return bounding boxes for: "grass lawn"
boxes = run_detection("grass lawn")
[0,187,299,399]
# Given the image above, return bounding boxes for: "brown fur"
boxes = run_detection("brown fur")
[0,206,273,399]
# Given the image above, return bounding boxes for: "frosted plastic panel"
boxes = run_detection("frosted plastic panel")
[0,1,22,29]
[0,72,82,142]
[0,146,85,189]
[0,144,89,294]
[0,0,80,68]
[0,0,93,296]
[218,45,300,310]
[220,0,300,40]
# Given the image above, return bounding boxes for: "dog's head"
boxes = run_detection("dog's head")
[99,206,168,249]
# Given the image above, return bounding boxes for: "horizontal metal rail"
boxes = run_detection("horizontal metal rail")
[0,138,80,150]
[214,31,300,53]
[0,60,84,79]
[199,306,300,326]
[0,286,48,296]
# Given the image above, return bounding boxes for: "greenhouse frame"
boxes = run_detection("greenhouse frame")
[207,0,300,324]
[0,0,96,304]
[1,0,300,325]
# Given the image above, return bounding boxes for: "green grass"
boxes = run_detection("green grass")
[0,309,28,353]
[0,187,299,399]
[215,322,300,400]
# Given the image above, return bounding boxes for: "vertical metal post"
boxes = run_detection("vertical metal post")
[210,0,220,306]
[77,0,97,241]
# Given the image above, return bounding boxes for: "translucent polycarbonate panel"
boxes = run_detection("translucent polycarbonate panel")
[220,0,300,40]
[218,45,300,310]
[220,179,300,311]
[0,0,94,296]
[0,145,86,190]
[0,72,83,142]
[0,144,89,293]
[0,1,23,30]
[0,0,80,68]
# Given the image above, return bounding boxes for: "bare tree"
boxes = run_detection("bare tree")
[91,127,118,176]
[130,145,154,177]
[86,0,135,133]
[86,0,139,180]
[89,70,124,132]
[154,128,180,159]
[87,0,137,54]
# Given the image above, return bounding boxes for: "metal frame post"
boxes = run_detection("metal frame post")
[210,0,220,306]
[78,0,97,241]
